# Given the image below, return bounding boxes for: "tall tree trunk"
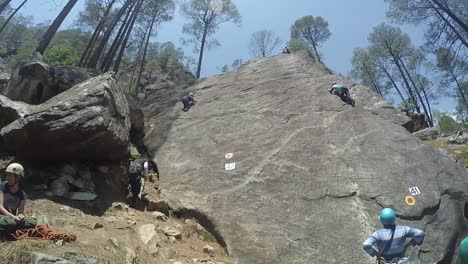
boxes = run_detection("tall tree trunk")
[196,24,209,78]
[113,0,143,73]
[0,0,12,14]
[0,0,27,35]
[79,0,116,66]
[398,57,432,126]
[130,25,150,90]
[311,42,321,63]
[432,5,468,49]
[87,0,133,69]
[388,49,421,113]
[136,15,156,94]
[420,84,434,124]
[450,68,468,110]
[36,0,78,54]
[100,0,136,71]
[431,0,468,33]
[380,65,406,102]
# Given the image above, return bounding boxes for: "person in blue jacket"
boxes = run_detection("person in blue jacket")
[363,208,425,264]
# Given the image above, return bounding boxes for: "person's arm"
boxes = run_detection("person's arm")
[0,191,19,221]
[17,199,25,221]
[405,226,426,246]
[363,233,379,257]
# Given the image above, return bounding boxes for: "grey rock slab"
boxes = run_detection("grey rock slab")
[143,52,468,263]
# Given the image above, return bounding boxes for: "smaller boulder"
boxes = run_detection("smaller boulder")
[203,245,215,257]
[412,127,439,141]
[138,224,160,255]
[163,227,182,240]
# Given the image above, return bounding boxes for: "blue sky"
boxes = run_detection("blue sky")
[14,0,455,111]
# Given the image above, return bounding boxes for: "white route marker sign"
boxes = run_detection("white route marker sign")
[225,163,236,171]
[409,186,421,196]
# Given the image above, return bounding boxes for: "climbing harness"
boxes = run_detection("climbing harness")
[14,224,77,242]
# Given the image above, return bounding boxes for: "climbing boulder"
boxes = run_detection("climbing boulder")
[4,59,95,104]
[143,52,468,263]
[1,73,130,161]
[413,127,439,141]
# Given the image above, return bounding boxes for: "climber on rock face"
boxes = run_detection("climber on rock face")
[0,163,37,234]
[181,93,197,112]
[128,158,159,208]
[362,208,426,264]
[283,46,290,54]
[329,82,355,106]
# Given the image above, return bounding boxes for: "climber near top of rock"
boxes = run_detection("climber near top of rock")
[329,81,355,106]
[180,93,197,112]
[282,46,290,54]
[0,163,37,234]
[362,208,425,264]
[128,158,159,208]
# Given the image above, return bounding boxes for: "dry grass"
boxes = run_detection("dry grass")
[0,240,48,264]
[426,138,468,167]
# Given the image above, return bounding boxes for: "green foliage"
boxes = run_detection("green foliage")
[181,0,241,77]
[45,44,79,66]
[290,15,331,62]
[199,230,216,242]
[438,115,460,134]
[385,0,467,51]
[287,38,310,53]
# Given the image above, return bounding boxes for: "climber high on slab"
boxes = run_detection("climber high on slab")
[329,81,355,106]
[362,208,425,264]
[180,93,197,112]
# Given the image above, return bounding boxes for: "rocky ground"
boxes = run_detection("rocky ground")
[0,171,231,264]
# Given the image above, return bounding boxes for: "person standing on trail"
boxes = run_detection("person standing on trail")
[0,163,37,233]
[128,158,159,208]
[363,208,425,264]
[180,93,197,112]
[329,82,355,106]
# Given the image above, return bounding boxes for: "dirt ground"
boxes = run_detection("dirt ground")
[0,173,231,264]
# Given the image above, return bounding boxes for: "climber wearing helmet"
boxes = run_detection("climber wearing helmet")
[362,208,425,264]
[180,92,197,112]
[128,158,159,208]
[0,163,37,233]
[329,82,355,106]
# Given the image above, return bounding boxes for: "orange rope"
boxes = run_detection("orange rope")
[14,224,77,242]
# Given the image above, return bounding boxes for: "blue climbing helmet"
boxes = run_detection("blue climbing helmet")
[380,208,396,225]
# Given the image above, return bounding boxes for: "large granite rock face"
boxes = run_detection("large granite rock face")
[1,73,130,161]
[4,60,95,104]
[143,52,468,263]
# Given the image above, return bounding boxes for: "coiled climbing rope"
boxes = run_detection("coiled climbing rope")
[14,224,77,242]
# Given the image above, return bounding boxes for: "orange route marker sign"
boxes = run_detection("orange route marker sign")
[225,153,234,160]
[405,196,416,206]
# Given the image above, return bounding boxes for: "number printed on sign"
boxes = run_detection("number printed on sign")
[409,186,421,196]
[225,163,236,171]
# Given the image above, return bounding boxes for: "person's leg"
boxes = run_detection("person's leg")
[130,179,141,207]
[0,215,17,232]
[182,100,189,111]
[21,219,37,229]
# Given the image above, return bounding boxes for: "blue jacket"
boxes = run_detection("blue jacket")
[363,225,425,258]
